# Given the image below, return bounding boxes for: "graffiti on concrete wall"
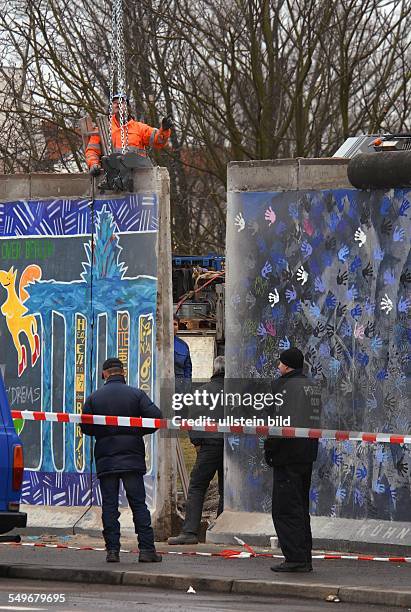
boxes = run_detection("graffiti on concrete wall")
[0,195,158,507]
[226,188,411,519]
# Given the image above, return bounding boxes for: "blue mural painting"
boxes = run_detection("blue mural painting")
[225,188,411,520]
[0,194,158,508]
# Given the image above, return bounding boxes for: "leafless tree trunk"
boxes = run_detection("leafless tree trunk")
[0,0,410,251]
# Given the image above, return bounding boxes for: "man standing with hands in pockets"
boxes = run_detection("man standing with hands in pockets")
[81,357,162,564]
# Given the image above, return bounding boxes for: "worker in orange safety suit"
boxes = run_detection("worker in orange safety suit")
[85,93,173,176]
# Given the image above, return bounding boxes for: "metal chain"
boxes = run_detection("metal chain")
[116,0,128,154]
[108,1,117,154]
[108,0,128,155]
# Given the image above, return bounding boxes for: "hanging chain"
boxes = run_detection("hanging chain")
[116,0,128,154]
[109,0,128,155]
[108,2,116,154]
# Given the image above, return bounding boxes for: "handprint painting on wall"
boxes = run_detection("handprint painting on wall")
[225,188,411,520]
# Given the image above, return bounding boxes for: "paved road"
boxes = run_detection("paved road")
[0,579,398,611]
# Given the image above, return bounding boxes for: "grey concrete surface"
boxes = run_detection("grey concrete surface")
[0,538,410,607]
[17,506,135,538]
[0,168,165,202]
[0,173,90,200]
[207,512,411,555]
[154,166,178,540]
[227,158,350,192]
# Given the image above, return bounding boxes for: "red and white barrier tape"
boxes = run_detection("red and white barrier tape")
[2,542,411,563]
[1,541,251,558]
[10,409,411,444]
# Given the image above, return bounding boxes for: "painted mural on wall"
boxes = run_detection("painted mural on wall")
[0,194,158,507]
[226,188,411,520]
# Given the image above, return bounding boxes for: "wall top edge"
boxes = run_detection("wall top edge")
[228,159,298,168]
[228,157,349,168]
[0,172,87,179]
[0,169,165,179]
[0,168,167,201]
[228,157,351,192]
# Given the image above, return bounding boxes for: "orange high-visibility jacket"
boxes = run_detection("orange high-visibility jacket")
[85,115,171,168]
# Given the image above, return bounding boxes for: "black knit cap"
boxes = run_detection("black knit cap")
[102,357,124,371]
[279,347,304,370]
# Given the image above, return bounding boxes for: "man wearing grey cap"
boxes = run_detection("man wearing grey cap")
[80,357,162,563]
[264,347,319,573]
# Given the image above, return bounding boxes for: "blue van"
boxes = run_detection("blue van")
[0,371,26,537]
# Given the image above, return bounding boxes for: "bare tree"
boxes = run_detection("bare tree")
[0,0,410,251]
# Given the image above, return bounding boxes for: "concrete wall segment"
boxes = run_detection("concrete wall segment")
[228,159,299,192]
[0,169,175,537]
[224,159,411,523]
[297,158,350,190]
[0,175,30,201]
[0,174,90,202]
[227,158,350,192]
[0,169,159,202]
[29,174,90,199]
[153,166,177,538]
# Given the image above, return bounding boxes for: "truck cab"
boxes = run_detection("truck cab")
[0,371,27,535]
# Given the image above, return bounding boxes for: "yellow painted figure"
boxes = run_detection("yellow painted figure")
[0,265,41,376]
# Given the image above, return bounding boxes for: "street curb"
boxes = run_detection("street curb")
[232,579,338,600]
[338,586,411,608]
[0,564,122,585]
[1,563,411,607]
[123,571,232,593]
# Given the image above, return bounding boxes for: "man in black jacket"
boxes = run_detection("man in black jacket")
[80,357,162,563]
[264,348,319,573]
[168,356,225,545]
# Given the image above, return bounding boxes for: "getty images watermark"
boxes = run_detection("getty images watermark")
[171,388,291,427]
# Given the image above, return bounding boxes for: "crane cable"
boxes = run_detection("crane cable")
[73,0,128,534]
[109,0,128,155]
[72,0,129,534]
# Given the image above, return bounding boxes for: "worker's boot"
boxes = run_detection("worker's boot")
[106,550,120,563]
[271,561,312,573]
[167,533,199,545]
[138,549,162,563]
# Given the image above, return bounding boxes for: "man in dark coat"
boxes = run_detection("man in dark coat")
[168,356,225,544]
[80,357,162,563]
[264,348,319,573]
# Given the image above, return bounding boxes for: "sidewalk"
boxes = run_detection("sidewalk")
[1,534,411,608]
